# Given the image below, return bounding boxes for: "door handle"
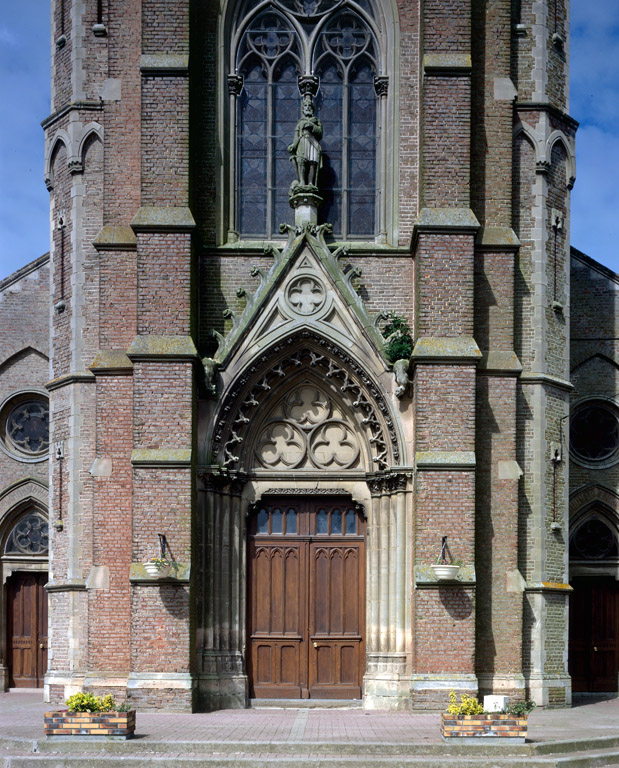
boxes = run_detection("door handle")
[39,643,45,650]
[313,642,318,648]
[594,646,598,652]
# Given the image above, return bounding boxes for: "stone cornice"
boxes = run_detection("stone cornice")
[412,208,480,250]
[519,372,574,391]
[423,53,472,76]
[140,55,189,76]
[515,102,579,132]
[131,206,196,233]
[415,451,476,470]
[45,579,87,592]
[127,335,198,362]
[475,226,520,251]
[525,581,573,594]
[412,336,482,364]
[131,449,192,467]
[89,351,134,375]
[477,351,523,375]
[41,101,103,130]
[45,371,96,391]
[93,225,137,251]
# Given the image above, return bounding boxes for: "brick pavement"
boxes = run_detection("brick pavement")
[2,690,619,747]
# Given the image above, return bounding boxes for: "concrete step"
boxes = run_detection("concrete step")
[2,738,619,768]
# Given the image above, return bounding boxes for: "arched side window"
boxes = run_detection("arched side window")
[227,0,387,242]
[569,514,618,561]
[4,511,49,556]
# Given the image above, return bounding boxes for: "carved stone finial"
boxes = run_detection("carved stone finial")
[374,75,389,97]
[227,74,243,96]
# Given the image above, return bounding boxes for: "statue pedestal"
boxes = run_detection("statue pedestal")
[290,186,322,228]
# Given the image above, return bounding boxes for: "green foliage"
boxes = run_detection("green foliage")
[446,691,484,716]
[382,312,413,363]
[65,692,116,713]
[506,699,536,717]
[116,699,132,712]
[149,556,179,572]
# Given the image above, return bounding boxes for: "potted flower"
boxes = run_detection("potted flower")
[430,535,461,581]
[44,693,136,739]
[144,555,175,578]
[440,691,535,742]
[431,560,460,580]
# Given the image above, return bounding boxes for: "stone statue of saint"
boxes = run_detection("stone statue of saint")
[288,97,322,189]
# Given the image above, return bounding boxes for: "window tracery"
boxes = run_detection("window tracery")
[0,393,49,462]
[5,512,49,556]
[228,0,385,241]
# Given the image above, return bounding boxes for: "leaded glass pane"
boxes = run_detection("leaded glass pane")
[331,509,342,534]
[5,513,49,555]
[286,509,297,533]
[317,508,328,534]
[316,62,343,235]
[273,64,300,231]
[238,64,268,236]
[345,509,356,534]
[272,508,283,533]
[257,508,269,533]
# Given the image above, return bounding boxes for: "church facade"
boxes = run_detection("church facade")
[6,0,612,712]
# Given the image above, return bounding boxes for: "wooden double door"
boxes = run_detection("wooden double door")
[6,572,48,688]
[248,497,365,699]
[569,577,619,692]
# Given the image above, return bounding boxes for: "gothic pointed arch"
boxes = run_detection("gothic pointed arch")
[218,0,400,244]
[209,331,404,473]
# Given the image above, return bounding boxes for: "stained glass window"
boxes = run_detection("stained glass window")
[570,402,619,463]
[5,513,49,556]
[570,517,618,560]
[233,1,380,239]
[1,394,49,459]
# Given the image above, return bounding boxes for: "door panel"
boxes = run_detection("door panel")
[309,543,363,698]
[569,578,619,692]
[248,498,365,699]
[7,572,48,688]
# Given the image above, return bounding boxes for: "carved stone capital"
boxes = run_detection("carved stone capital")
[68,159,83,175]
[227,74,244,96]
[298,75,319,97]
[374,76,389,97]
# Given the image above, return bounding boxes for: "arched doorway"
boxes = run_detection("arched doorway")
[569,510,619,693]
[2,508,49,688]
[247,496,365,699]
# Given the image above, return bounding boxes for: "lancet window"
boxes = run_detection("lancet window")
[227,0,387,241]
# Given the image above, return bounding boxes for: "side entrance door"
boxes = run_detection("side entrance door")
[7,572,48,687]
[248,497,365,699]
[569,577,619,693]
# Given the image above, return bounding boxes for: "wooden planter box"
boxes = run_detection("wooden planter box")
[44,710,136,739]
[441,712,527,742]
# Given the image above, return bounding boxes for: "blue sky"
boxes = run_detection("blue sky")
[0,1,618,281]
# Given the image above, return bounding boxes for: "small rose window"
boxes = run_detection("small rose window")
[0,393,49,461]
[570,401,619,466]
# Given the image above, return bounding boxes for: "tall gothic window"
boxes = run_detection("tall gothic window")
[228,0,385,241]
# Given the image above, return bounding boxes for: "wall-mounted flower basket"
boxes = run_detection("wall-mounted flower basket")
[441,712,527,742]
[44,710,136,739]
[431,564,460,581]
[143,561,171,578]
